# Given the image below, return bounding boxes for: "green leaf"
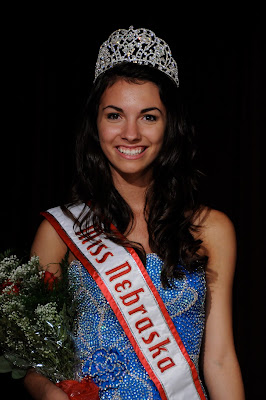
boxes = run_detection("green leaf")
[4,354,28,368]
[0,355,12,373]
[11,369,27,379]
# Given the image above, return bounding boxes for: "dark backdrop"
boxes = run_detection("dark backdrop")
[1,6,264,399]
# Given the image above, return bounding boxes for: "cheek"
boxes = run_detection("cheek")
[97,125,110,148]
[97,126,118,159]
[98,132,109,153]
[98,122,120,145]
[158,127,165,143]
[147,125,165,146]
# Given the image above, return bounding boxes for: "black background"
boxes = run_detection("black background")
[1,5,264,399]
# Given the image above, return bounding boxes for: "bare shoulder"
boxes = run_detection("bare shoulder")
[196,207,237,288]
[196,207,236,255]
[196,206,235,229]
[30,219,68,274]
[192,207,236,276]
[200,207,235,240]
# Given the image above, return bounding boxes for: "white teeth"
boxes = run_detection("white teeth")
[117,147,144,155]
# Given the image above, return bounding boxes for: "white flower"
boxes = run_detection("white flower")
[0,252,75,382]
[35,302,62,332]
[0,255,19,281]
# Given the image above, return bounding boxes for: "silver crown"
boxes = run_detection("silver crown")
[94,26,179,87]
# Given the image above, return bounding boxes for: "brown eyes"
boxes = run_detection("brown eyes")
[107,113,157,121]
[106,113,119,120]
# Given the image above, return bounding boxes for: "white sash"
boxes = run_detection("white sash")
[42,204,206,400]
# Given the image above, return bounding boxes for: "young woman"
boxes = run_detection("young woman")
[24,27,245,399]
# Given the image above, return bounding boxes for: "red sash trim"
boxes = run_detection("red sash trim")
[41,209,206,400]
[41,211,167,398]
[125,244,204,395]
[109,221,204,396]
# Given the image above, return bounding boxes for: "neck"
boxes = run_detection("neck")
[111,169,152,213]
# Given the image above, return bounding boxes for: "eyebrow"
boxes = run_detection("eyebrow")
[102,105,163,114]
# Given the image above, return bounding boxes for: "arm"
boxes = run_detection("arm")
[30,219,70,275]
[24,220,72,399]
[24,369,69,400]
[200,210,245,400]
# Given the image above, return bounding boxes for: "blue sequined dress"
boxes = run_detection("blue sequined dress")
[68,253,207,399]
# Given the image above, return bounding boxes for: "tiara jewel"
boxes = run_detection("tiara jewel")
[94,26,179,87]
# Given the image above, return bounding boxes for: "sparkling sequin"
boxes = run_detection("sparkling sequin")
[68,254,206,399]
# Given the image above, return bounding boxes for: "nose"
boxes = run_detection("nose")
[121,120,141,142]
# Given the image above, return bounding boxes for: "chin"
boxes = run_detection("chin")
[110,164,153,183]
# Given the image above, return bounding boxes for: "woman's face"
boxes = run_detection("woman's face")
[97,79,166,184]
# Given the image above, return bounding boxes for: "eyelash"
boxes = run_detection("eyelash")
[107,113,120,120]
[106,113,157,121]
[144,114,157,121]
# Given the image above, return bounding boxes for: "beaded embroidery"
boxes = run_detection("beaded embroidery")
[69,253,206,399]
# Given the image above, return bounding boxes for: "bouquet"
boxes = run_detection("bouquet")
[0,250,99,399]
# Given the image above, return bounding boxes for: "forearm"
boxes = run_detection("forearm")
[24,369,68,400]
[204,355,245,400]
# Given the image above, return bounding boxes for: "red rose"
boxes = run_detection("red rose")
[0,280,20,295]
[56,378,99,400]
[43,271,59,290]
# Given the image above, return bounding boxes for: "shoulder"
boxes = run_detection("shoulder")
[196,207,236,259]
[30,219,68,274]
[31,218,65,246]
[204,207,235,232]
[196,207,237,289]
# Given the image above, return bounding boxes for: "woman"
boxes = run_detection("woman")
[24,27,245,399]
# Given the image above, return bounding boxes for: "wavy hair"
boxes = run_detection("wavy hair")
[64,62,208,287]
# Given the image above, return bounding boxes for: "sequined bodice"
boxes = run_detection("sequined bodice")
[69,254,206,399]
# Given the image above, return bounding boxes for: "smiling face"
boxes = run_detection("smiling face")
[97,79,167,185]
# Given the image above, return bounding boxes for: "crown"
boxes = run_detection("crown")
[94,26,179,87]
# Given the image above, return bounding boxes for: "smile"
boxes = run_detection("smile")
[116,146,146,156]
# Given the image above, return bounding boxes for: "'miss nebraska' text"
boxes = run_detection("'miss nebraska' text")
[76,226,176,374]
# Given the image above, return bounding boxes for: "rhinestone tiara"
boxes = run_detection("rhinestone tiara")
[94,26,179,87]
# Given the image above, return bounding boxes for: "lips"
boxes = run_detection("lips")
[116,146,146,156]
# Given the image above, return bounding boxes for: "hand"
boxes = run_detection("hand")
[24,369,69,400]
[41,385,69,400]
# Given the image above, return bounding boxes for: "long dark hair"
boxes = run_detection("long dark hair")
[64,62,208,287]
